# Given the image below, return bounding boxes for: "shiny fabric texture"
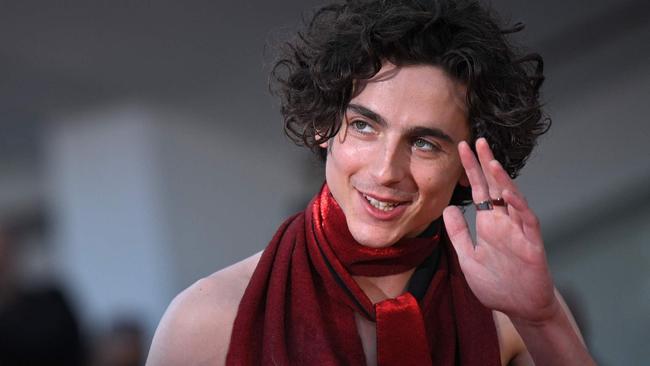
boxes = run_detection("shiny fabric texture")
[226,184,500,365]
[376,292,432,365]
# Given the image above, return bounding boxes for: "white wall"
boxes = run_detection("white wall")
[46,105,175,336]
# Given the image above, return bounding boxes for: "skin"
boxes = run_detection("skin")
[147,64,595,365]
[321,64,470,249]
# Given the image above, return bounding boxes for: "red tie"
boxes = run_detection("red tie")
[375,292,433,366]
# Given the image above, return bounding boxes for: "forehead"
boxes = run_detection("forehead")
[350,63,469,139]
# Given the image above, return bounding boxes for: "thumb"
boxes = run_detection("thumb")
[442,205,475,263]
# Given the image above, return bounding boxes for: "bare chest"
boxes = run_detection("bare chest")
[354,312,377,366]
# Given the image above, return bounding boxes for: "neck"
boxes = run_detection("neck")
[353,268,416,304]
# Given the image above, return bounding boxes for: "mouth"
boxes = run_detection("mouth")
[362,193,404,211]
[357,190,411,221]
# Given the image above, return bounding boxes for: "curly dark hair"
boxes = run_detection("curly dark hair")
[271,0,550,205]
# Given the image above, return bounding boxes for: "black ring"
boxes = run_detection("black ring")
[474,200,493,211]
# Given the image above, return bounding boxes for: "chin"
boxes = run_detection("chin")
[348,225,400,248]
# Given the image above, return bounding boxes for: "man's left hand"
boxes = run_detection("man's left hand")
[443,138,560,324]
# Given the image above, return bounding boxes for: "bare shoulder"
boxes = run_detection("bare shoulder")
[146,251,263,366]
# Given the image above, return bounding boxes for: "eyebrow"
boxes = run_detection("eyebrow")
[346,103,455,144]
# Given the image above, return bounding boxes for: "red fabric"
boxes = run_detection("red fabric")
[226,184,500,365]
[376,293,432,366]
[319,187,437,277]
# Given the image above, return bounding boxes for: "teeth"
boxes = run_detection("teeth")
[364,194,399,211]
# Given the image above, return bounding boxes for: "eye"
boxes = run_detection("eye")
[413,138,439,152]
[349,120,374,134]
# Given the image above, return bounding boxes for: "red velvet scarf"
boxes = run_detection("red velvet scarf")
[227,184,500,365]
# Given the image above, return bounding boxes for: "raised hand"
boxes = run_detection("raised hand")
[442,138,560,324]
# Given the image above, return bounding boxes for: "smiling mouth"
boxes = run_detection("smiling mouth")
[362,194,405,211]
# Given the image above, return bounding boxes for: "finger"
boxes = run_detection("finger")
[488,160,526,225]
[502,189,543,245]
[475,138,497,190]
[487,158,523,198]
[458,141,490,205]
[476,138,507,213]
[443,206,476,263]
[506,198,523,228]
[486,160,520,224]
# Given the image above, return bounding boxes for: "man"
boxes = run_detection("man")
[147,0,596,365]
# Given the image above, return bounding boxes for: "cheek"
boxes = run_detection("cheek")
[328,139,370,175]
[414,161,463,198]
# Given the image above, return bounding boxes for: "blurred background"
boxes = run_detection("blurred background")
[0,0,647,364]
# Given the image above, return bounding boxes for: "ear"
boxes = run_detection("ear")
[319,140,328,149]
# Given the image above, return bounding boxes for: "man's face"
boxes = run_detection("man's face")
[323,63,470,248]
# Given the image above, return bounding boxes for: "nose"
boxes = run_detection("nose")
[370,139,408,186]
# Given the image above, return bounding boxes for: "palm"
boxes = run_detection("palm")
[443,139,557,323]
